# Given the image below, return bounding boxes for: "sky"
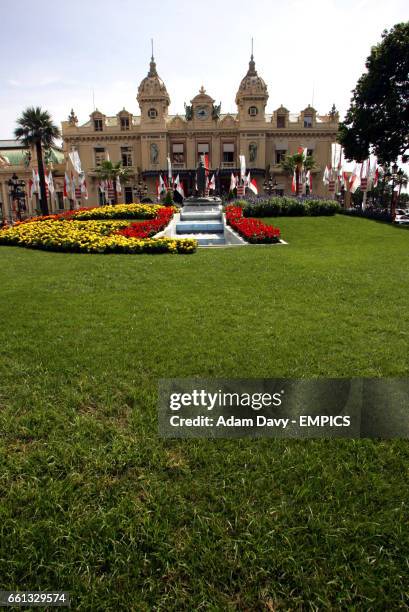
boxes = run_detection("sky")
[0,0,407,139]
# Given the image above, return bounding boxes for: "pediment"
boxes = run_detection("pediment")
[219,114,237,127]
[190,86,215,105]
[168,115,187,128]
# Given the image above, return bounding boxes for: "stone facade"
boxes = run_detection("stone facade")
[61,53,339,205]
[0,141,65,223]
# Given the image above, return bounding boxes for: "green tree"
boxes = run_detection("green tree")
[14,107,60,216]
[93,160,132,204]
[280,152,315,195]
[338,22,409,164]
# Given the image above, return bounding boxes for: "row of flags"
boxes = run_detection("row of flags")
[64,172,88,201]
[157,173,186,199]
[230,171,258,195]
[322,144,380,197]
[28,169,56,199]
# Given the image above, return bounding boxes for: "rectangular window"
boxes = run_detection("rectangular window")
[172,143,184,164]
[94,119,103,131]
[275,149,287,164]
[121,146,133,167]
[304,115,313,128]
[197,142,209,163]
[94,147,106,166]
[277,115,285,128]
[307,148,314,157]
[120,117,130,131]
[223,143,234,163]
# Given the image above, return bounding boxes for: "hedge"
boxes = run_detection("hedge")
[233,197,340,217]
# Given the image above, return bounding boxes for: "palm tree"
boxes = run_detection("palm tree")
[280,152,316,195]
[93,160,132,204]
[14,107,60,216]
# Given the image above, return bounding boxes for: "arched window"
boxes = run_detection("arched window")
[248,106,258,117]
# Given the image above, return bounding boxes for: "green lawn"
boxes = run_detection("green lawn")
[1,215,409,610]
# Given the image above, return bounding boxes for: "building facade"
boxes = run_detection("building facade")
[0,141,65,223]
[60,53,339,205]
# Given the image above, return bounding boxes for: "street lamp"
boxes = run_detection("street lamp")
[7,173,26,222]
[389,162,402,220]
[263,173,278,196]
[134,178,148,202]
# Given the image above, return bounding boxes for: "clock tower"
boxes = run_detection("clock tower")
[189,86,215,126]
[137,53,170,128]
[235,53,268,124]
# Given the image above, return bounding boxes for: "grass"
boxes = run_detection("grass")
[1,215,409,610]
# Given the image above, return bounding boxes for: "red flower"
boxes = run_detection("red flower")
[117,207,174,239]
[225,205,281,244]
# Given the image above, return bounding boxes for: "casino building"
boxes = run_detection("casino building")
[61,52,339,205]
[0,52,340,222]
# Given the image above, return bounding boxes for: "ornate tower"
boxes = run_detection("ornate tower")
[235,53,269,123]
[137,53,170,127]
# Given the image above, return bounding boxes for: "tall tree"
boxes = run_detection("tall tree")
[14,107,60,216]
[338,22,409,164]
[280,152,315,195]
[94,160,132,204]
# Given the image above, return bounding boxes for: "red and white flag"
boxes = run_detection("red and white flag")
[373,167,379,188]
[230,172,237,192]
[323,165,330,185]
[116,175,122,195]
[80,174,88,199]
[248,177,258,195]
[45,170,55,195]
[209,174,216,190]
[291,169,297,193]
[64,172,70,198]
[349,165,361,193]
[204,154,209,175]
[174,174,185,199]
[305,170,312,192]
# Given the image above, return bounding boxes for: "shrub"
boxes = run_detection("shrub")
[232,196,340,217]
[338,208,392,222]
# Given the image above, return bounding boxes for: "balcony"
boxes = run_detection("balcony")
[221,162,235,169]
[172,162,185,169]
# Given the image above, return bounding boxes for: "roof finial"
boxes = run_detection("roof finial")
[247,38,256,76]
[148,39,157,77]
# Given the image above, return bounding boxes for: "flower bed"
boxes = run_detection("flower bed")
[16,203,163,224]
[225,206,281,244]
[117,207,173,239]
[0,205,196,255]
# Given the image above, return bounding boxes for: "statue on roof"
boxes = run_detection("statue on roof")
[184,102,193,121]
[329,103,338,118]
[212,102,221,120]
[68,109,78,125]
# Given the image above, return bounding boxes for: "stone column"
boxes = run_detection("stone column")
[1,180,10,223]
